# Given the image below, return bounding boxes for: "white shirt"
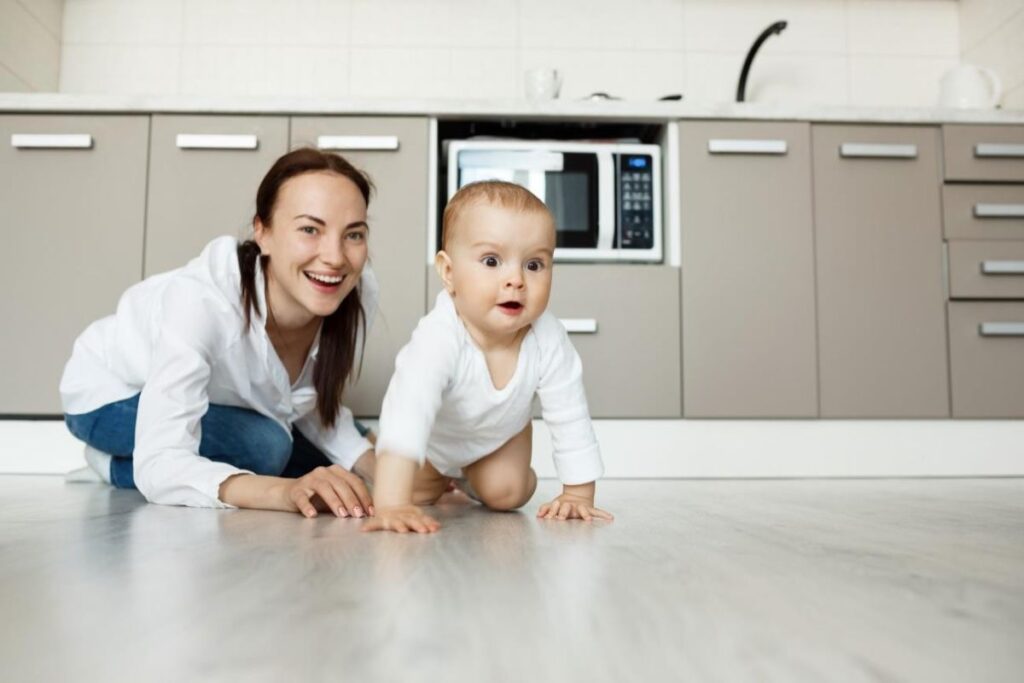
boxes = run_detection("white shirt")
[60,236,377,509]
[376,291,603,485]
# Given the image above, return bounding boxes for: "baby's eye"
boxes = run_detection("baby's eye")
[526,259,545,272]
[482,256,499,267]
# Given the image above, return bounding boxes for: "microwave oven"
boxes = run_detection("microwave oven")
[445,140,662,263]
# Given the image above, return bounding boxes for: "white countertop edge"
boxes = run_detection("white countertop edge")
[1,93,1023,124]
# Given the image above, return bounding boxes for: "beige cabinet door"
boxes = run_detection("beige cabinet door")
[679,121,819,417]
[812,125,949,417]
[428,266,682,418]
[0,115,149,414]
[144,115,289,276]
[290,117,429,417]
[948,302,1024,418]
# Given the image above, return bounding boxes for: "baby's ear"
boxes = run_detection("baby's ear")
[434,251,455,295]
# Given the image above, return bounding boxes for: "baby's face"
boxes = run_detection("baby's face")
[439,202,555,344]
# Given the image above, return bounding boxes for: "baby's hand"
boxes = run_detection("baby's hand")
[537,493,614,522]
[361,504,440,534]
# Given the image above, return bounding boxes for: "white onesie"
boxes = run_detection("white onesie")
[376,291,603,485]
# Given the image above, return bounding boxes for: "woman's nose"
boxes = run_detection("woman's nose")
[321,239,348,268]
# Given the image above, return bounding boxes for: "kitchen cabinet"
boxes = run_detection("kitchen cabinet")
[678,121,819,417]
[948,302,1024,418]
[948,241,1024,299]
[943,124,1024,182]
[0,115,149,414]
[812,125,949,418]
[428,265,682,418]
[290,116,430,416]
[144,115,289,276]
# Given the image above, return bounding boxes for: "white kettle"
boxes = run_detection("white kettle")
[939,64,1003,109]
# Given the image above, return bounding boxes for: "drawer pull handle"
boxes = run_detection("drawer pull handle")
[981,260,1024,275]
[975,143,1024,159]
[839,143,917,159]
[559,318,598,334]
[317,135,399,151]
[707,139,787,155]
[11,134,93,149]
[176,134,259,150]
[974,203,1024,218]
[979,322,1024,337]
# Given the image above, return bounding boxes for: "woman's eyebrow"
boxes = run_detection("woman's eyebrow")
[294,214,326,226]
[346,221,369,230]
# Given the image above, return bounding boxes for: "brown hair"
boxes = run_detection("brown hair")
[441,180,552,250]
[237,147,374,429]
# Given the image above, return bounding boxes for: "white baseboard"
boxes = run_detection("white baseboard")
[2,419,1021,478]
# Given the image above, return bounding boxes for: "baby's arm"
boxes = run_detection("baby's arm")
[535,315,613,522]
[361,314,457,534]
[361,452,440,533]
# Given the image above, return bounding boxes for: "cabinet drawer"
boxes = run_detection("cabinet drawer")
[948,241,1024,299]
[427,266,682,418]
[943,185,1024,240]
[949,302,1024,417]
[943,124,1024,182]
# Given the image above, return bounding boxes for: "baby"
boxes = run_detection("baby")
[363,180,613,533]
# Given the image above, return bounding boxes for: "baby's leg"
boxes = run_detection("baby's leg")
[410,460,452,506]
[461,423,537,511]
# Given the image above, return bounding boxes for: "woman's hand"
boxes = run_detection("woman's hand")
[285,464,374,519]
[361,504,440,534]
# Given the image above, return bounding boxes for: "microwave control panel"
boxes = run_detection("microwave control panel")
[616,154,655,250]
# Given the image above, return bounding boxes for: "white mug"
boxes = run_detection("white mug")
[939,64,1003,109]
[524,67,562,101]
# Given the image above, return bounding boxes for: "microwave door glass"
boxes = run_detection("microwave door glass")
[548,153,600,249]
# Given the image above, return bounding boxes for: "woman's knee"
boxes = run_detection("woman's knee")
[199,406,292,475]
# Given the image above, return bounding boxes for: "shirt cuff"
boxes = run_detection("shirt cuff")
[552,444,604,486]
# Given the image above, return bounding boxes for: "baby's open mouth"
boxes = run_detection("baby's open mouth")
[498,301,523,311]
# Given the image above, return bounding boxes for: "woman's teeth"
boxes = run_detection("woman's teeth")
[305,272,343,285]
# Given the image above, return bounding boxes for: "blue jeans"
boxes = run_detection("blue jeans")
[64,394,369,489]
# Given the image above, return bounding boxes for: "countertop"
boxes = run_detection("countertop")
[2,93,1024,124]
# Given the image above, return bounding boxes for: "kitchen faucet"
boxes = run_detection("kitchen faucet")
[736,20,788,102]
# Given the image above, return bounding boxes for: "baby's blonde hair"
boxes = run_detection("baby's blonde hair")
[441,180,553,250]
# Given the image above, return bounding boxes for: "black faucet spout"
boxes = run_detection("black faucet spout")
[736,20,788,102]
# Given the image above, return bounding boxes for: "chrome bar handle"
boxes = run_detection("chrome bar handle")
[708,139,787,155]
[839,143,917,159]
[175,134,259,150]
[11,134,93,149]
[559,318,598,334]
[981,260,1024,275]
[974,203,1024,218]
[975,143,1024,158]
[317,135,399,151]
[979,322,1024,337]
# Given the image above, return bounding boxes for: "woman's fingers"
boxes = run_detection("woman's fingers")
[310,480,347,518]
[333,466,373,513]
[291,487,319,518]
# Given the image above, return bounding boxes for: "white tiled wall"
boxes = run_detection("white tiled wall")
[960,0,1024,108]
[0,0,63,91]
[47,0,973,107]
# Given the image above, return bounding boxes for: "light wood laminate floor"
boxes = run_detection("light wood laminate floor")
[1,476,1022,682]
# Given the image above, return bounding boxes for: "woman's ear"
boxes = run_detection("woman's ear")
[253,217,269,252]
[435,251,455,296]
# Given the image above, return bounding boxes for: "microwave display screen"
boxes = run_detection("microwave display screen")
[546,172,589,233]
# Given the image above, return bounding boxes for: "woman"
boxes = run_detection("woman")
[61,148,378,518]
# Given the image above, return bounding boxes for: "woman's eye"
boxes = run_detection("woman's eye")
[346,231,366,241]
[526,260,545,272]
[483,256,499,267]
[300,226,318,235]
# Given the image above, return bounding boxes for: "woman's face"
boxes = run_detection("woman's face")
[254,171,369,327]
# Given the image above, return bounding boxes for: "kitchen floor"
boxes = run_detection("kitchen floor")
[1,476,1022,683]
